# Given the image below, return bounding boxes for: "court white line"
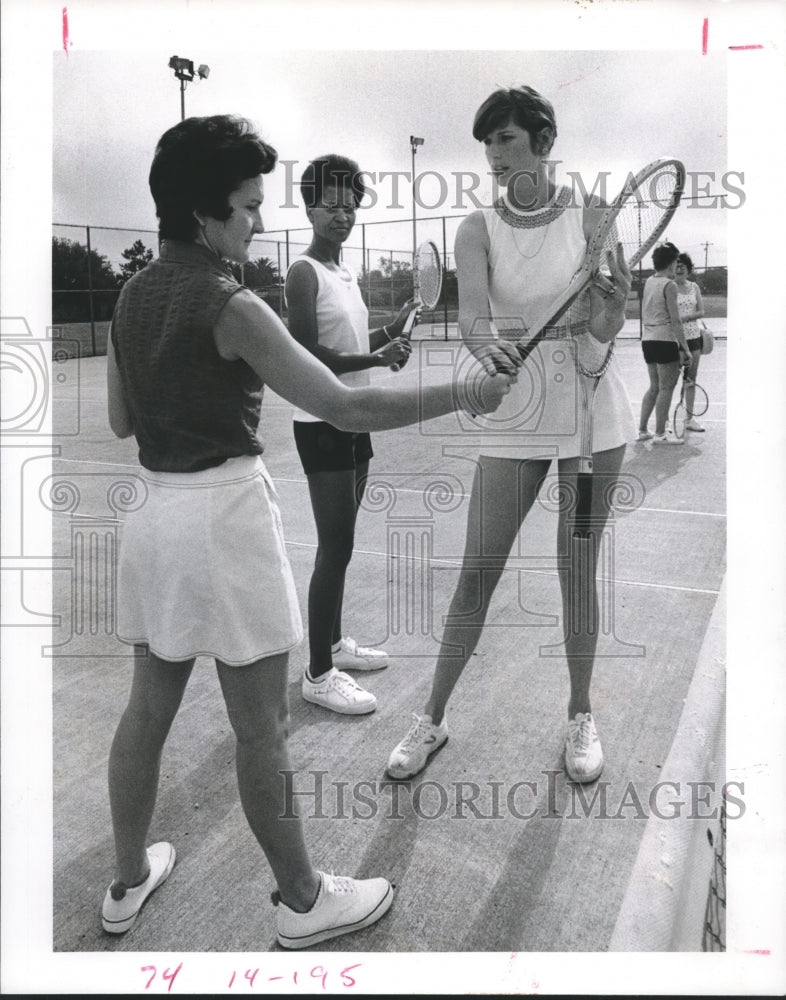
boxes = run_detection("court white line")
[43,513,724,596]
[54,458,141,469]
[635,506,725,518]
[51,459,727,519]
[272,477,725,519]
[283,539,722,597]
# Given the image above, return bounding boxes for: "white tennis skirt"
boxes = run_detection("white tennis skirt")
[475,336,636,461]
[118,455,303,665]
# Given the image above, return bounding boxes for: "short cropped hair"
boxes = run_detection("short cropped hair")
[652,242,680,271]
[677,252,694,273]
[299,155,365,210]
[149,115,278,241]
[472,85,558,148]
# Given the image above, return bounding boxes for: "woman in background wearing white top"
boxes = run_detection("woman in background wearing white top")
[674,251,706,432]
[286,155,415,715]
[638,242,692,443]
[386,86,634,785]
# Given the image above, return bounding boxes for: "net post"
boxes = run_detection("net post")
[442,216,449,341]
[390,250,394,314]
[276,242,283,317]
[361,222,367,305]
[85,225,97,357]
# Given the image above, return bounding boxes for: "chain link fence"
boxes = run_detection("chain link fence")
[52,217,726,358]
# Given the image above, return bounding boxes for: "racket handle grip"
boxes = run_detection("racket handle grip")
[390,308,418,372]
[390,333,412,373]
[572,471,594,540]
[402,306,419,336]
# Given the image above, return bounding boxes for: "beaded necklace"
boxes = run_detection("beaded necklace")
[494,187,571,260]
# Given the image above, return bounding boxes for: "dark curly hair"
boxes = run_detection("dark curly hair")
[652,242,680,271]
[677,252,694,274]
[472,85,558,152]
[299,154,366,210]
[149,115,278,241]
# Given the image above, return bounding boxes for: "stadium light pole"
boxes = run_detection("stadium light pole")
[410,136,424,266]
[702,240,714,274]
[168,55,210,121]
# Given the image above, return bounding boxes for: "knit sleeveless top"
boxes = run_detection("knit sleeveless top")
[111,241,264,472]
[483,186,591,336]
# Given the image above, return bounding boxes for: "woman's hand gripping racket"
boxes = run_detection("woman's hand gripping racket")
[392,240,443,372]
[507,158,686,539]
[671,365,709,441]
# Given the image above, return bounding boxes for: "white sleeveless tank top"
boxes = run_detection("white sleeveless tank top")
[288,255,370,423]
[641,275,675,343]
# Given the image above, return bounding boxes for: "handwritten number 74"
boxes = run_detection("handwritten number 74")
[141,963,183,992]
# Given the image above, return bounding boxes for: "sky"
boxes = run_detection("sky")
[52,48,730,270]
[3,0,786,995]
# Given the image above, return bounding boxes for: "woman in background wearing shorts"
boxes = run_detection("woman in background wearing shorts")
[674,251,706,432]
[638,242,692,444]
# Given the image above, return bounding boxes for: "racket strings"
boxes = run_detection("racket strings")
[603,163,683,268]
[683,376,710,417]
[415,250,441,309]
[672,402,688,439]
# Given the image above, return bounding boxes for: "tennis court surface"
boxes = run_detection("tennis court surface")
[51,336,726,953]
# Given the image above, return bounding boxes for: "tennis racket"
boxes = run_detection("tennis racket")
[392,240,443,371]
[672,364,709,441]
[508,157,686,537]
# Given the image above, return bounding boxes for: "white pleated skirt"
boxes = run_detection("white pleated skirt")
[118,455,303,665]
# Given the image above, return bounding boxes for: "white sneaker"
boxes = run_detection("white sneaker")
[565,713,604,783]
[652,432,684,446]
[386,713,449,779]
[637,430,653,441]
[332,636,389,672]
[101,842,176,934]
[302,667,376,715]
[685,418,705,432]
[275,871,394,950]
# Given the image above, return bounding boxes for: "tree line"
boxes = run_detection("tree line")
[52,236,727,327]
[52,237,285,323]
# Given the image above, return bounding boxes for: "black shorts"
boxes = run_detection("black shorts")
[642,340,680,364]
[687,336,702,354]
[293,421,374,474]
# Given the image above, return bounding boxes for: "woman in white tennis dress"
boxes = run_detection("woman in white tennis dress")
[387,85,636,785]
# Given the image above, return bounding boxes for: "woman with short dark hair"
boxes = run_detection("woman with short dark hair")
[638,241,692,443]
[387,85,634,786]
[286,154,415,715]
